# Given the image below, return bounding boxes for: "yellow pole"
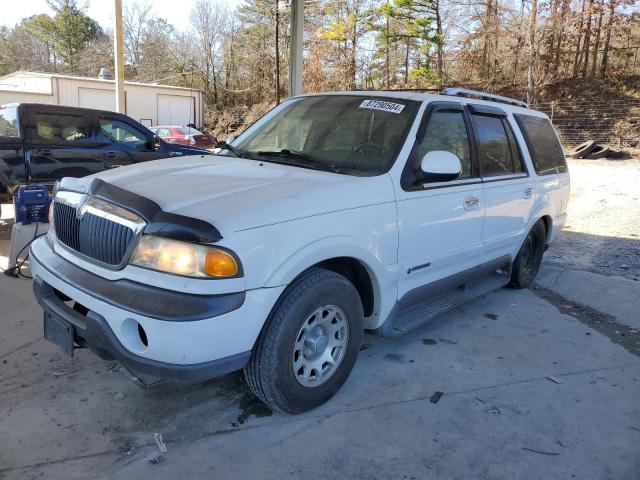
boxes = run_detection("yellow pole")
[114,0,126,113]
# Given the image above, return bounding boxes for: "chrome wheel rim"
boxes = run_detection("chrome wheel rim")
[292,305,349,387]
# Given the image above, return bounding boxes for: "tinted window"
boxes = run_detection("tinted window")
[31,112,91,144]
[514,114,567,175]
[99,118,150,151]
[157,128,172,136]
[0,107,19,137]
[472,114,519,176]
[416,110,472,179]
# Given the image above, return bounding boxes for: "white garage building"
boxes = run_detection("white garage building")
[0,71,204,128]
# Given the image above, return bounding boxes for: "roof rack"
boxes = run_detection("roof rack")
[352,88,441,93]
[440,88,528,108]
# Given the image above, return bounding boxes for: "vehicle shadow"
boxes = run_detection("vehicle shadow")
[543,229,640,281]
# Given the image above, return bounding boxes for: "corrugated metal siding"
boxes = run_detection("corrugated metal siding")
[0,91,56,105]
[0,73,203,128]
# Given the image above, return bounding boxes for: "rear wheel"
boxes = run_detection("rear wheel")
[244,268,364,413]
[509,220,546,288]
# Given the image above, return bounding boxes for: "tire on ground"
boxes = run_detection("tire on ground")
[244,267,364,414]
[583,145,611,159]
[569,140,598,158]
[509,219,546,289]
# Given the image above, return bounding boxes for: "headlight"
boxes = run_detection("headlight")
[130,235,240,278]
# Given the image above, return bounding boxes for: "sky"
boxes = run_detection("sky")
[1,0,242,31]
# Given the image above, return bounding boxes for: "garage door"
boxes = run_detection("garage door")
[157,95,195,126]
[78,88,116,112]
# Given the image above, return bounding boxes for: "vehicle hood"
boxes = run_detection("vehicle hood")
[65,155,395,234]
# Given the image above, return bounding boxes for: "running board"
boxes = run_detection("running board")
[376,257,511,337]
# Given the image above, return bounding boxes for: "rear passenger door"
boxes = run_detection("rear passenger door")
[467,104,535,258]
[97,115,167,167]
[25,108,102,184]
[396,102,485,299]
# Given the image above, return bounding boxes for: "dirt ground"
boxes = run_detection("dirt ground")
[545,158,640,281]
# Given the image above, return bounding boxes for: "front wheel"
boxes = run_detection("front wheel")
[244,268,364,413]
[509,220,546,288]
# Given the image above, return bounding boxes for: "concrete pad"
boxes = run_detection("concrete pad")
[1,274,639,479]
[537,264,640,329]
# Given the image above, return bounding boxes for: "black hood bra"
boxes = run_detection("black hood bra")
[57,177,222,244]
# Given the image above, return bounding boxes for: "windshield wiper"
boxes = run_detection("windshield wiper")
[215,141,245,158]
[252,149,342,173]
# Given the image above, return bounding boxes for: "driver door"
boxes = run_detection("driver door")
[97,115,165,168]
[395,101,486,299]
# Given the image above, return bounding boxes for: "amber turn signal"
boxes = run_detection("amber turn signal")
[204,250,239,277]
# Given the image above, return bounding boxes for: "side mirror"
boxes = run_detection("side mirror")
[420,150,462,182]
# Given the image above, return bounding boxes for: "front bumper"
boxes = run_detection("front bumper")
[30,237,286,381]
[33,277,249,381]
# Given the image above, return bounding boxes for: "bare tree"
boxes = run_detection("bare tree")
[123,1,155,76]
[190,0,228,105]
[527,0,538,103]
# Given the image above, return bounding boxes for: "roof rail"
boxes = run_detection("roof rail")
[352,88,441,93]
[440,88,528,108]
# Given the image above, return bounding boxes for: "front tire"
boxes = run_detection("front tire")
[509,220,546,288]
[244,268,364,413]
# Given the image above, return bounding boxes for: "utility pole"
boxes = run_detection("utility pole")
[114,0,126,113]
[275,0,281,104]
[288,0,304,97]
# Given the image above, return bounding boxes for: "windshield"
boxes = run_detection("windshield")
[232,95,419,176]
[177,127,203,135]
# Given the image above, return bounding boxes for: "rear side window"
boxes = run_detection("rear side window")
[471,114,523,176]
[514,114,567,175]
[0,107,19,137]
[30,112,91,144]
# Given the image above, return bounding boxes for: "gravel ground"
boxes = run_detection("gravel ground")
[544,158,640,281]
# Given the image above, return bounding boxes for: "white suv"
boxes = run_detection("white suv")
[31,89,569,413]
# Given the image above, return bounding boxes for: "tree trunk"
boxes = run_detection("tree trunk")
[599,0,616,78]
[275,0,280,104]
[581,0,593,78]
[590,0,604,78]
[554,0,570,75]
[435,0,444,80]
[481,0,492,78]
[512,0,526,85]
[385,9,390,88]
[404,38,410,84]
[527,0,538,104]
[573,0,586,77]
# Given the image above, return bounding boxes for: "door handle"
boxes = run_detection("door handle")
[102,151,117,159]
[36,148,53,156]
[464,196,480,210]
[524,187,534,199]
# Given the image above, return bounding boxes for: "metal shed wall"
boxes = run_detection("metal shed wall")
[0,72,204,128]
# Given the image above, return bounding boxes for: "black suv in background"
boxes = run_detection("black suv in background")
[0,103,211,199]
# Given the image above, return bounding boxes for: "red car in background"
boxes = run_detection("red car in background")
[150,126,217,150]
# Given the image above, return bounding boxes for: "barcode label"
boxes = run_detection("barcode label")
[359,99,406,114]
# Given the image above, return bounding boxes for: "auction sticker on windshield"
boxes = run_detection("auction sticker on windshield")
[359,99,406,114]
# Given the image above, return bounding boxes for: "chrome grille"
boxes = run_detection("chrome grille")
[52,192,145,267]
